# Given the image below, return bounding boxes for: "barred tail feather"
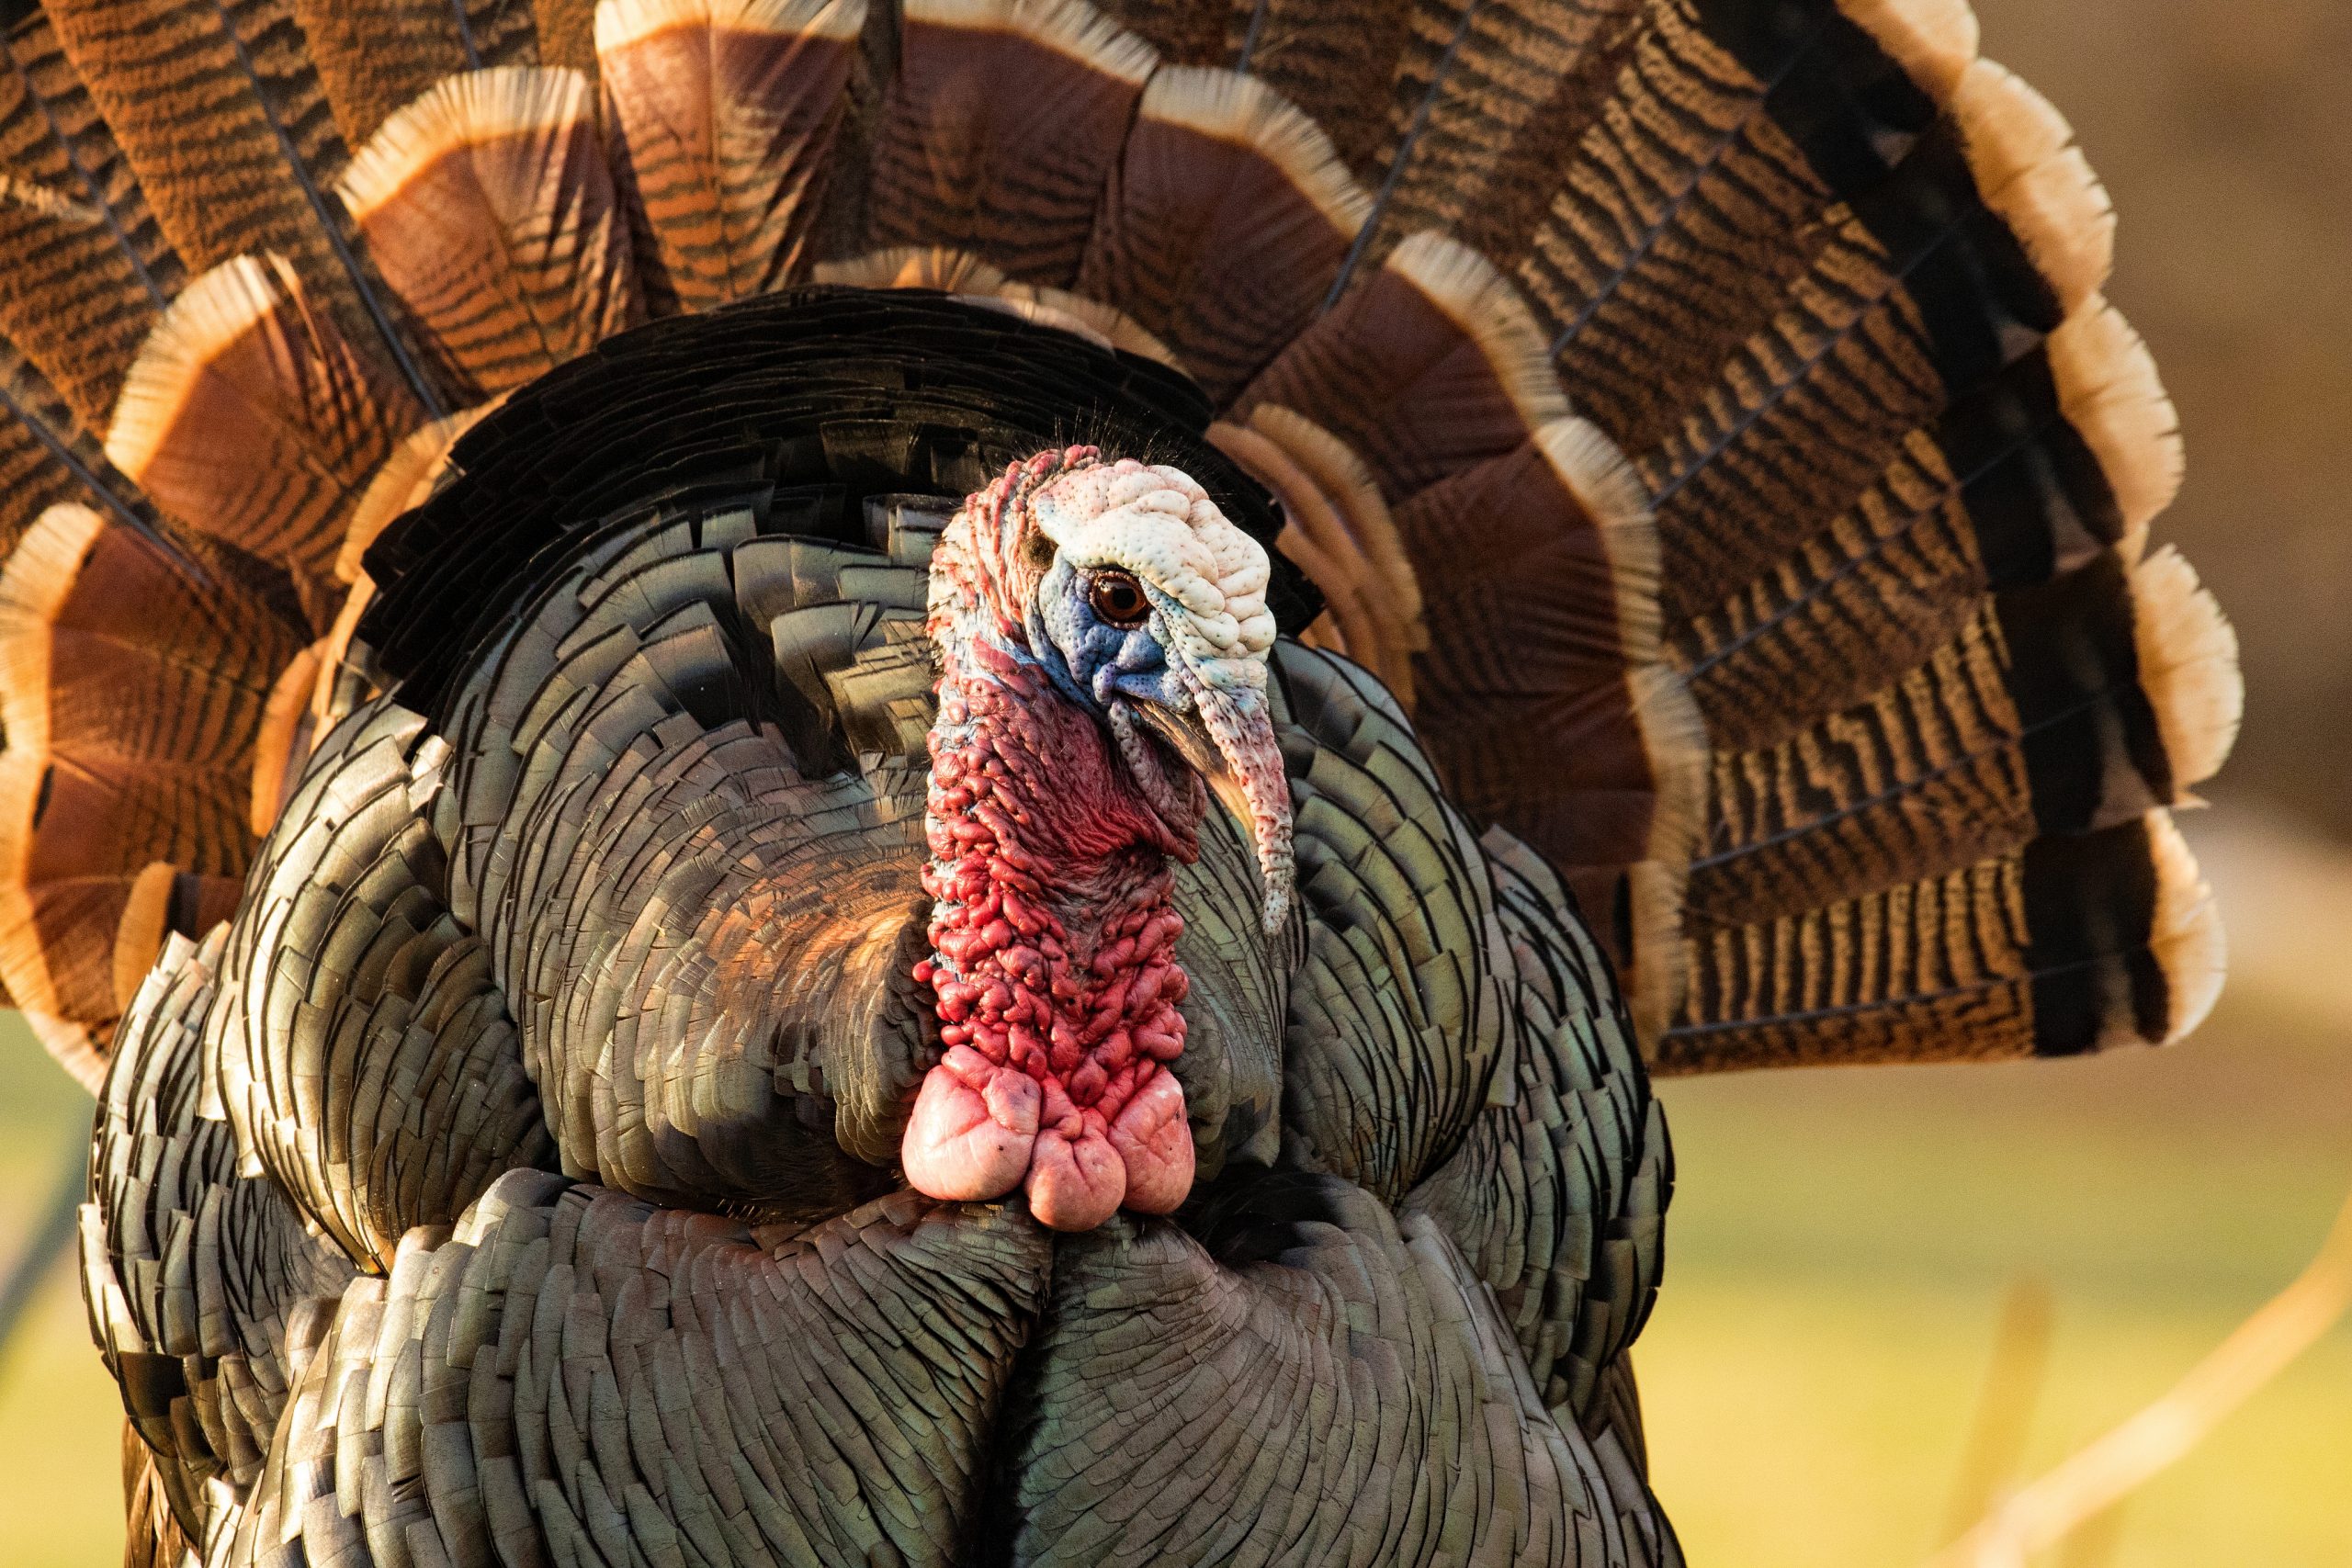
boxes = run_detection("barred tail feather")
[866,0,1158,282]
[0,503,295,1059]
[105,253,422,607]
[597,0,865,312]
[335,66,641,396]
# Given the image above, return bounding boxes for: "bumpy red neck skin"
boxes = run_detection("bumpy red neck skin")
[904,634,1201,1231]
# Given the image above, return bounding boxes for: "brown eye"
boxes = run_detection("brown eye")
[1088,570,1151,628]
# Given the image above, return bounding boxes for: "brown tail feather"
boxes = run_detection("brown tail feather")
[1390,417,1704,1028]
[1514,0,1941,457]
[1087,0,1239,64]
[1226,0,1413,175]
[0,502,301,1045]
[598,0,865,312]
[1076,65,1368,401]
[813,243,1182,361]
[1242,231,1565,495]
[467,0,546,68]
[0,505,303,774]
[105,253,424,606]
[1669,304,2180,747]
[1636,130,2132,631]
[0,14,179,431]
[535,0,602,70]
[5,10,189,310]
[1662,809,2221,1070]
[1686,548,2236,931]
[288,0,479,149]
[866,0,1157,284]
[1349,0,1641,278]
[336,65,640,396]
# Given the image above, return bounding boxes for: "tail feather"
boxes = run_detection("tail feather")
[1687,548,2233,930]
[812,244,1182,361]
[1227,0,1413,175]
[2049,299,2180,544]
[1388,416,1705,1021]
[335,65,641,396]
[0,504,300,773]
[1243,231,1565,496]
[1671,319,2176,742]
[0,12,177,430]
[867,0,1158,283]
[597,0,865,313]
[1951,59,2109,312]
[1636,110,2129,628]
[4,10,187,312]
[0,502,300,1036]
[104,252,424,605]
[287,0,478,149]
[0,351,176,564]
[1348,0,1640,278]
[1516,1,1938,455]
[0,759,254,1021]
[534,0,602,70]
[1086,0,1238,64]
[1834,0,1975,98]
[1662,809,2220,1070]
[466,0,544,69]
[1076,66,1368,401]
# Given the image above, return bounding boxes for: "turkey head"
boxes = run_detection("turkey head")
[905,446,1294,1230]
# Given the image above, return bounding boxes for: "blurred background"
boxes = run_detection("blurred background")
[1,2,2346,1563]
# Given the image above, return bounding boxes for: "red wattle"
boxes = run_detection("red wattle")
[905,633,1200,1228]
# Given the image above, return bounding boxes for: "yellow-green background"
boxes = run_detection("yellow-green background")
[2,0,2347,1562]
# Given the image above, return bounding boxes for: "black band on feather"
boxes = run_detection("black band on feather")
[1996,554,2174,831]
[2020,818,2168,1055]
[357,288,1319,717]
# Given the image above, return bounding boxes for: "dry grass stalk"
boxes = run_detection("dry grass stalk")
[1939,1277,2056,1545]
[1929,1186,2352,1568]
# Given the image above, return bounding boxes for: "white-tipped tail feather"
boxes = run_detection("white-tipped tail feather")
[2132,546,2244,795]
[2051,298,2185,550]
[1954,60,2116,313]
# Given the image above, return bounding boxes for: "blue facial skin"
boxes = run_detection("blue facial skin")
[1026,558,1196,727]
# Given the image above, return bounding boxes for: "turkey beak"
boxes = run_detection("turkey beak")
[1140,679,1294,936]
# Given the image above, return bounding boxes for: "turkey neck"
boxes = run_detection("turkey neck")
[917,631,1194,1129]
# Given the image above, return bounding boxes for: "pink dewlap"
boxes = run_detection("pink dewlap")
[900,1049,1195,1232]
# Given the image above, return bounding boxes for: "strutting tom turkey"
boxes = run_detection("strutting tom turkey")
[0,0,2240,1562]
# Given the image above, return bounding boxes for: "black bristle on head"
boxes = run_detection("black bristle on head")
[358,288,1320,718]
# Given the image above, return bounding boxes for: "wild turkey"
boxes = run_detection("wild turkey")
[0,0,2238,1562]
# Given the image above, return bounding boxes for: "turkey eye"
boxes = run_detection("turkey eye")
[1088,570,1150,627]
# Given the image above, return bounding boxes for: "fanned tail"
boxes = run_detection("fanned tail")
[0,0,2236,1086]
